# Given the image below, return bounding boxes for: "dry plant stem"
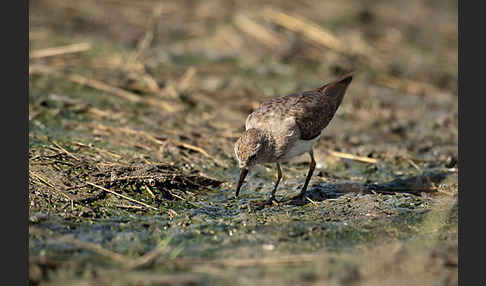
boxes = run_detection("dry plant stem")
[261,8,384,69]
[131,2,164,62]
[73,141,122,159]
[45,232,171,270]
[99,175,172,182]
[117,126,164,145]
[172,140,211,158]
[97,122,223,166]
[32,225,175,271]
[143,185,156,198]
[215,255,315,267]
[30,43,91,59]
[128,243,170,270]
[262,8,345,53]
[170,140,227,167]
[29,67,176,113]
[51,141,80,161]
[177,66,197,92]
[113,204,143,209]
[30,227,129,267]
[407,159,421,170]
[88,107,123,120]
[435,188,455,196]
[180,254,316,268]
[29,171,74,202]
[234,14,281,48]
[68,74,142,102]
[57,235,132,266]
[111,125,220,164]
[167,209,178,219]
[123,3,164,93]
[375,74,445,98]
[86,182,158,210]
[167,190,201,208]
[327,150,378,164]
[70,75,176,112]
[306,197,319,206]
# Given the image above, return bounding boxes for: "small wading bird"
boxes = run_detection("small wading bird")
[234,73,353,204]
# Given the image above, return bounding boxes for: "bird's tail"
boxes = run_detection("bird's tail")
[318,72,354,92]
[316,72,354,111]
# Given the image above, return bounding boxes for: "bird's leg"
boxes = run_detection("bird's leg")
[293,151,316,202]
[267,162,282,204]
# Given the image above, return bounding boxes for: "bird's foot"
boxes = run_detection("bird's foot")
[290,193,307,205]
[250,196,279,211]
[265,196,280,206]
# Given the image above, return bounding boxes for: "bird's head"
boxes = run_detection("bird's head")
[234,129,267,197]
[234,129,267,169]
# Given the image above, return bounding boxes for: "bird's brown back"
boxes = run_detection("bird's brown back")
[246,73,353,140]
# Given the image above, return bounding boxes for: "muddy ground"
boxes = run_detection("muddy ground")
[29,0,458,285]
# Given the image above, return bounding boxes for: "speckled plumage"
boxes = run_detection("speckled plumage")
[234,73,353,201]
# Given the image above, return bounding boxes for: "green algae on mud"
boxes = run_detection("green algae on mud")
[29,186,457,285]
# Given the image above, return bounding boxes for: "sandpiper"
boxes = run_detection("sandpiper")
[234,73,353,203]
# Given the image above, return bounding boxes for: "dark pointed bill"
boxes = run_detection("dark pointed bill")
[235,168,249,198]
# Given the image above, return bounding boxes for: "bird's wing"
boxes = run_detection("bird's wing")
[245,93,301,134]
[246,91,338,140]
[291,90,341,140]
[246,73,352,140]
[290,73,353,140]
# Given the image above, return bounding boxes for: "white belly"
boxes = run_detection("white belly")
[279,133,321,161]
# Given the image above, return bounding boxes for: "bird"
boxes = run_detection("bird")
[234,73,353,204]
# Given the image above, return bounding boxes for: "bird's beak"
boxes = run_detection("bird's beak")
[235,168,249,198]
